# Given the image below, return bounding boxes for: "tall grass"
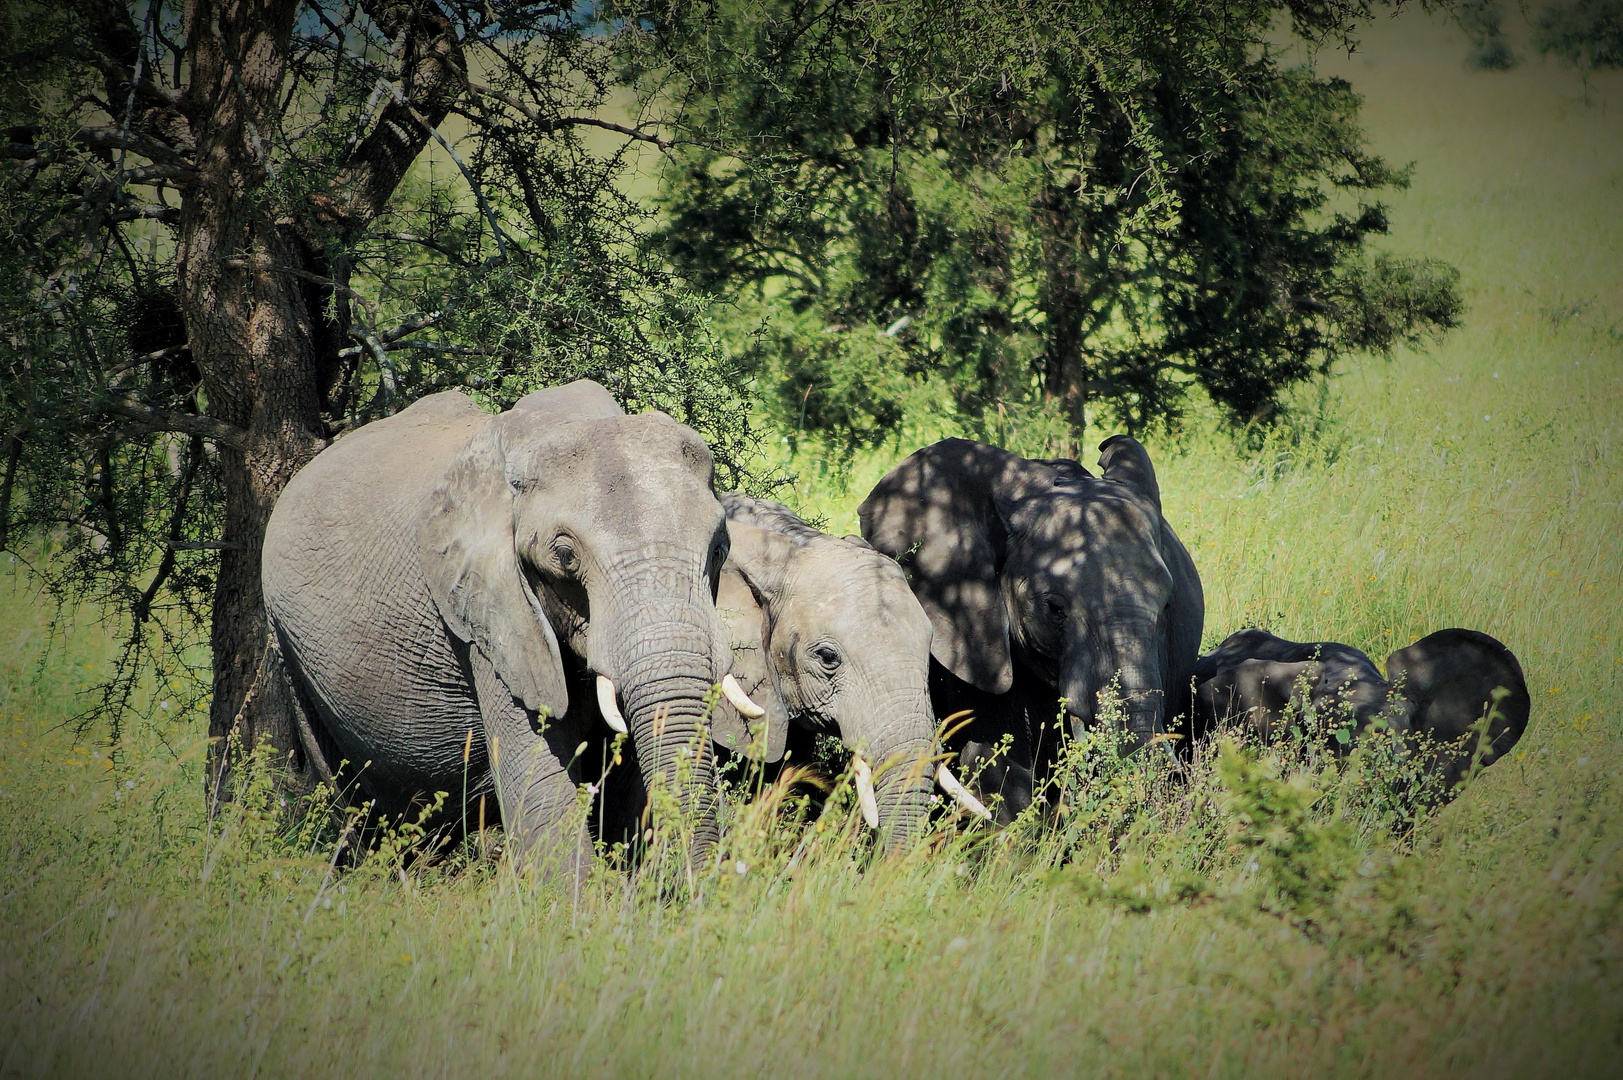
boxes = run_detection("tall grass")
[2,16,1620,1078]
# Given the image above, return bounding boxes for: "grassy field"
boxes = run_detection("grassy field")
[3,14,1621,1078]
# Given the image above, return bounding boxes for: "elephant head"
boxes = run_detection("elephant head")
[1384,628,1530,787]
[709,494,980,850]
[418,381,738,861]
[859,437,1204,762]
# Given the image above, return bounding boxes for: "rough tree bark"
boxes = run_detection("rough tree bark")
[160,0,468,796]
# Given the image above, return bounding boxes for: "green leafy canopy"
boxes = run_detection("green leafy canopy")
[620,0,1462,455]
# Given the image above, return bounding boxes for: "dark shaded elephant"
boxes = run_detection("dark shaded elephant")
[859,436,1204,821]
[1193,627,1529,788]
[594,494,989,855]
[263,381,749,874]
[1191,628,1414,745]
[1386,628,1530,786]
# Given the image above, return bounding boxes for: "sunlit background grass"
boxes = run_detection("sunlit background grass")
[2,14,1620,1078]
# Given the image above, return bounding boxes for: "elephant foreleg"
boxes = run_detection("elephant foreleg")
[470,647,590,882]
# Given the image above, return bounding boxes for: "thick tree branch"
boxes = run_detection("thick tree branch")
[308,0,468,239]
[0,427,20,552]
[101,399,249,450]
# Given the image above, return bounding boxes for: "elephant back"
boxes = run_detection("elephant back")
[263,392,494,799]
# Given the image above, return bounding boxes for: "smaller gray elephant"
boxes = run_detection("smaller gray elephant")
[594,494,989,856]
[1193,627,1529,788]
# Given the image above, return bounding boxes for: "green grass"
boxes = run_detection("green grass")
[3,15,1621,1078]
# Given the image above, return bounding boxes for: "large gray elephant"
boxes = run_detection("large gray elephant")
[859,436,1204,821]
[1193,627,1529,788]
[594,494,988,856]
[262,381,746,873]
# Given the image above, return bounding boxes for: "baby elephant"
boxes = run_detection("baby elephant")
[1385,628,1531,787]
[1193,627,1529,787]
[1192,628,1411,746]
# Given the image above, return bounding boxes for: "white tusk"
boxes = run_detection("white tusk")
[852,755,880,829]
[596,675,628,734]
[720,673,766,720]
[937,764,993,821]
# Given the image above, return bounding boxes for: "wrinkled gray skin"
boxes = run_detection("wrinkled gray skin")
[1386,628,1530,787]
[596,496,940,854]
[1192,629,1414,744]
[1194,627,1529,789]
[719,495,939,851]
[860,436,1204,821]
[263,382,733,875]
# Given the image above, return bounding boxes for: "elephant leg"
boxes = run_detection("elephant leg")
[470,647,590,882]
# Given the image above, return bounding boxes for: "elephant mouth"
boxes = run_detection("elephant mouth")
[592,671,764,736]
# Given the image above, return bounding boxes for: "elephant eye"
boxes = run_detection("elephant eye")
[551,536,579,575]
[810,643,842,672]
[1044,596,1068,621]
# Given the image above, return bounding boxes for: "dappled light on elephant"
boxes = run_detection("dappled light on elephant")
[860,436,1204,822]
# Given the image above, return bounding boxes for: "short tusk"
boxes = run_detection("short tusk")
[596,675,628,734]
[720,673,766,719]
[937,764,993,821]
[852,754,880,829]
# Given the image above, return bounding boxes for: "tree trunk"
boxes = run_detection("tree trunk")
[176,0,327,796]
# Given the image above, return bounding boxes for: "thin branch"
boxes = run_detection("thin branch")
[106,204,181,225]
[463,79,675,151]
[134,434,201,623]
[271,265,377,314]
[377,79,508,259]
[101,399,249,450]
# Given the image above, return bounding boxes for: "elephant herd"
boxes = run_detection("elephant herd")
[262,381,1530,875]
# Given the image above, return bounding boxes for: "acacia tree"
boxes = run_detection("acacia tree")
[624,0,1462,453]
[0,0,751,787]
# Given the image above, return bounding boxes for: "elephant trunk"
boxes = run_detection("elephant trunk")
[851,685,937,854]
[1119,690,1165,755]
[597,602,726,870]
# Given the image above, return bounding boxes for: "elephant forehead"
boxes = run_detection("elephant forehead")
[791,552,932,634]
[505,413,714,492]
[1018,490,1159,547]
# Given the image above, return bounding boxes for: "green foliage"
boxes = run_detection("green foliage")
[0,0,764,735]
[622,0,1461,457]
[1456,0,1521,68]
[1536,0,1623,74]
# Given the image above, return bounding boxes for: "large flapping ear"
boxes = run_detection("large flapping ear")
[859,439,1021,694]
[1385,628,1530,765]
[713,523,792,762]
[1097,434,1161,511]
[418,421,570,719]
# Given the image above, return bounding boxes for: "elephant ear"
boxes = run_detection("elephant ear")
[418,422,569,719]
[714,522,792,762]
[1385,628,1530,763]
[1097,434,1161,511]
[859,438,1030,694]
